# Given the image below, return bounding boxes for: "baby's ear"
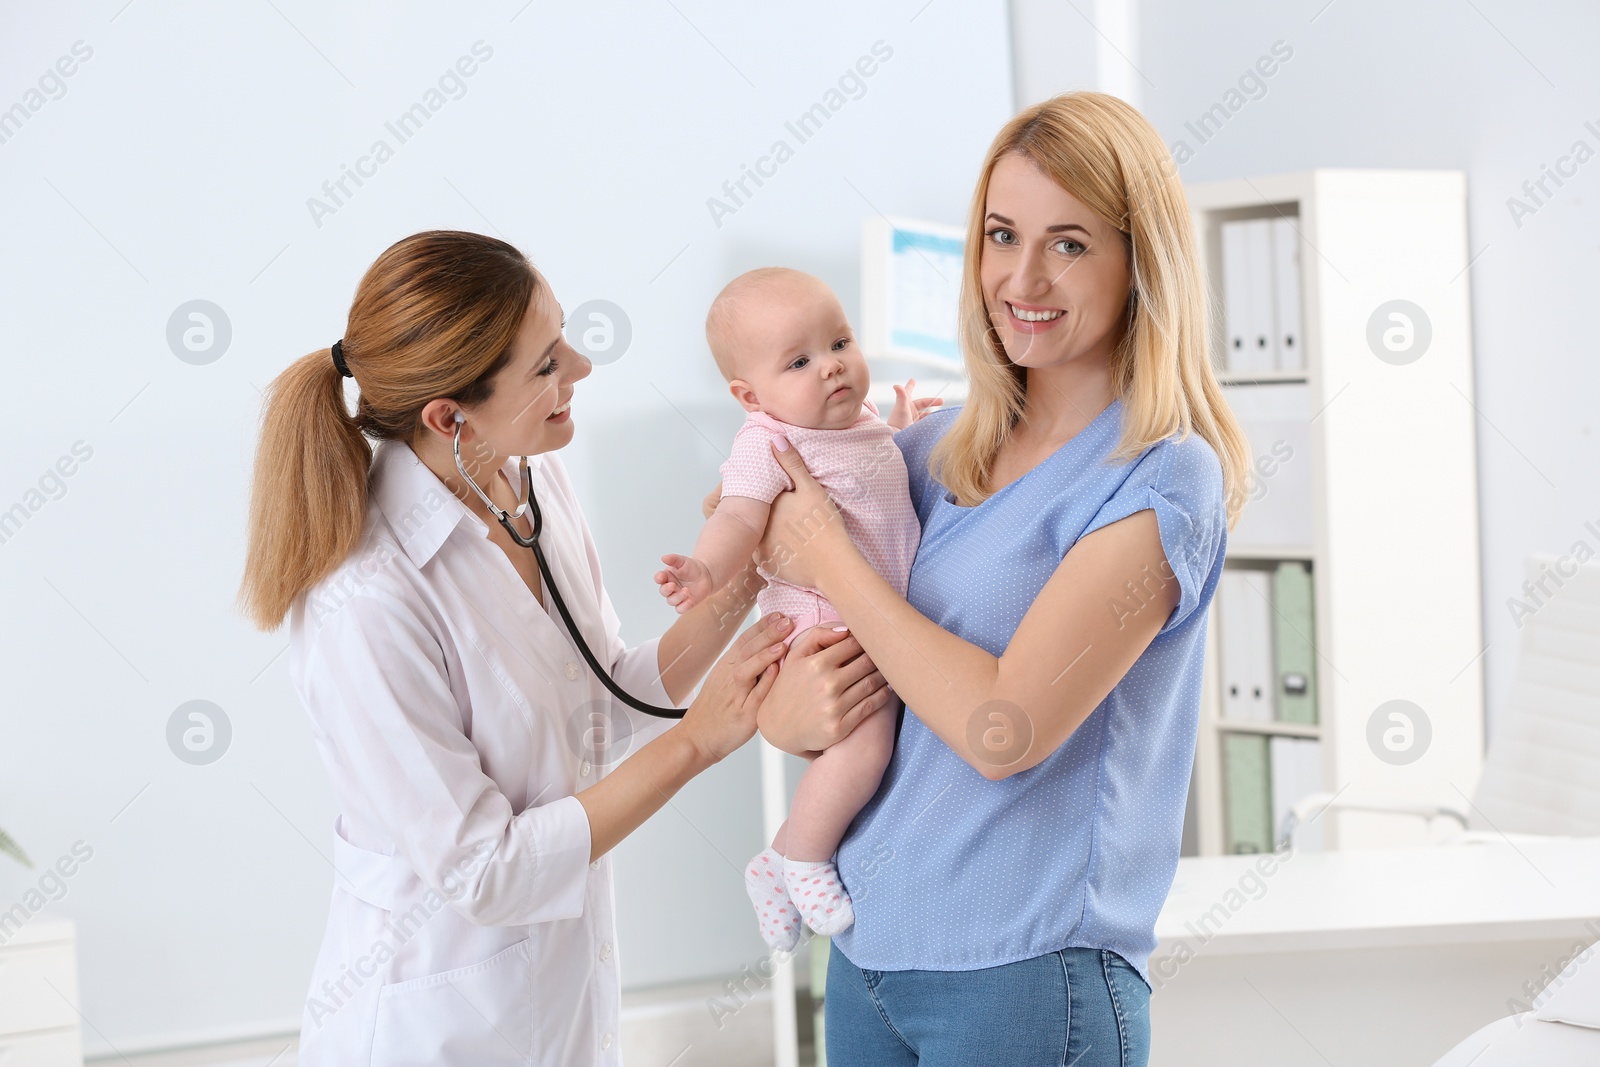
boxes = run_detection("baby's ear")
[728,379,761,412]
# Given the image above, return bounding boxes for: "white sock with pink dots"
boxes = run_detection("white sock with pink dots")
[744,847,801,952]
[783,857,854,936]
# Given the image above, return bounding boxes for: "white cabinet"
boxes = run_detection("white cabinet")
[0,915,82,1066]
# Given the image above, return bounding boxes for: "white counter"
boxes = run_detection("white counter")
[1149,838,1600,1066]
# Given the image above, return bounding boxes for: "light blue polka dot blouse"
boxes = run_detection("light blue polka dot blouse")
[832,398,1228,987]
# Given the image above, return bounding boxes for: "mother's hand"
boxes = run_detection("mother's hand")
[758,624,890,758]
[756,438,852,592]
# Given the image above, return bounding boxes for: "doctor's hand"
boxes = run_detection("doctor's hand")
[757,624,890,759]
[677,611,793,764]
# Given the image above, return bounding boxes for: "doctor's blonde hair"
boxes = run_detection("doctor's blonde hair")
[238,230,541,630]
[930,91,1250,522]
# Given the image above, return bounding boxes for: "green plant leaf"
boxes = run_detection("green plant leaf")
[0,827,34,869]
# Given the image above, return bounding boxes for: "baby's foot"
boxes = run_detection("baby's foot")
[744,847,801,951]
[783,857,854,937]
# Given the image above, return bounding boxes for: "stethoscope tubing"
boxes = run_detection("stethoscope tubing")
[452,422,686,719]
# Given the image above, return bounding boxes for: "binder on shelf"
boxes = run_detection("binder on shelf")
[1243,218,1276,372]
[1219,214,1305,376]
[1271,216,1303,371]
[1217,569,1274,722]
[1220,219,1277,374]
[1220,219,1252,370]
[1272,561,1318,724]
[1224,734,1323,854]
[1223,733,1273,854]
[1269,736,1323,851]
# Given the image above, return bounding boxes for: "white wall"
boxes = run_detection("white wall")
[1133,0,1600,749]
[1009,0,1138,109]
[0,0,1013,1054]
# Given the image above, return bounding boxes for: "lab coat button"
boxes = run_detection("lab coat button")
[600,941,612,961]
[590,859,601,870]
[601,1032,613,1050]
[565,661,581,680]
[580,759,592,777]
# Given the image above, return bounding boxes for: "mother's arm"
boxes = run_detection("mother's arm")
[758,439,1179,780]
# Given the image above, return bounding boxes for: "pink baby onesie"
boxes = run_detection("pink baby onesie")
[719,398,921,642]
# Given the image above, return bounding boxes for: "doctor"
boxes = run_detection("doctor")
[237,230,890,1066]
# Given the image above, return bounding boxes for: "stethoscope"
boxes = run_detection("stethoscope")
[451,414,685,719]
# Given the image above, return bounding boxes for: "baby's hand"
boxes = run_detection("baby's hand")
[888,378,944,430]
[655,554,715,614]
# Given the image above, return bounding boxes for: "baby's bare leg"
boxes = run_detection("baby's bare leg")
[743,617,897,943]
[783,689,899,862]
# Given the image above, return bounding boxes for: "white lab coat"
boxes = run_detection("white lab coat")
[287,437,682,1066]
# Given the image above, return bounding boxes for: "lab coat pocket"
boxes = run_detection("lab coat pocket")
[368,937,535,1066]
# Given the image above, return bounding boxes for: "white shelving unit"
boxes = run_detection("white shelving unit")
[1187,169,1486,854]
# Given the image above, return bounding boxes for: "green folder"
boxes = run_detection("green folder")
[1272,562,1318,725]
[1224,733,1274,854]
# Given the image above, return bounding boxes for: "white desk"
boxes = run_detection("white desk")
[1149,838,1600,1067]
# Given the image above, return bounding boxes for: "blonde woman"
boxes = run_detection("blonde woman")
[753,92,1250,1065]
[237,231,891,1066]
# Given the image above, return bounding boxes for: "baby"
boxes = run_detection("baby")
[654,267,939,951]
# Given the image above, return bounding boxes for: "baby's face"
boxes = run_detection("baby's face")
[726,279,870,430]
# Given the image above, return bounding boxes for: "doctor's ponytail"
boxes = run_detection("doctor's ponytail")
[237,230,539,630]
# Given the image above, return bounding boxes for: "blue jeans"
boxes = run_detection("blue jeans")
[825,942,1151,1067]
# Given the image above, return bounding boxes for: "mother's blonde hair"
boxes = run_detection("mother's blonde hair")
[929,91,1249,525]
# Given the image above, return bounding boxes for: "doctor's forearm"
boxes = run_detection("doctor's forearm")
[657,557,764,704]
[576,728,713,862]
